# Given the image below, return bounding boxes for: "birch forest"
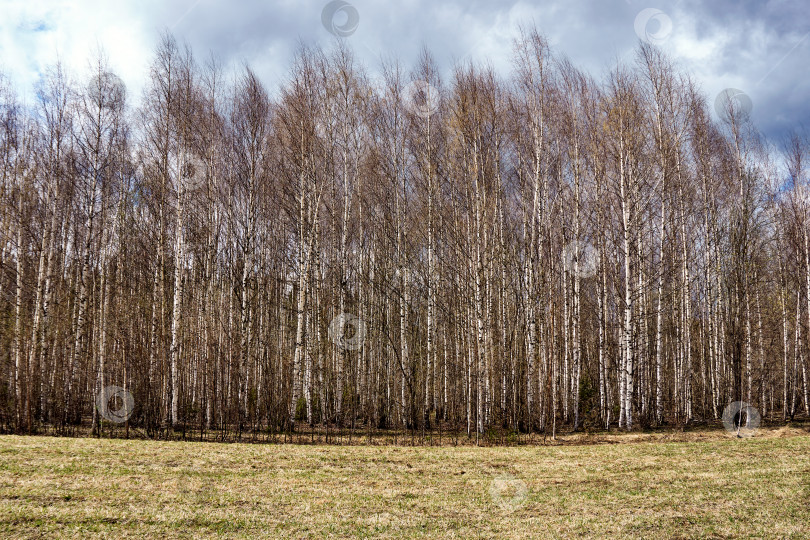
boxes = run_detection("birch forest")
[2,28,809,441]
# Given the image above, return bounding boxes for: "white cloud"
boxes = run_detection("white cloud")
[0,0,154,105]
[0,0,806,140]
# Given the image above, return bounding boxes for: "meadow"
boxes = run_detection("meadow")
[1,426,809,538]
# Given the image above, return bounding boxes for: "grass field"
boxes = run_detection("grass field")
[1,428,809,538]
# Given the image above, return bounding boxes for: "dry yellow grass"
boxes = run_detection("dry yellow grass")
[1,429,809,538]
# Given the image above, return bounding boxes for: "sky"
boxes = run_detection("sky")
[1,0,808,143]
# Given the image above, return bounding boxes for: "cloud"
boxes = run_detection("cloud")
[1,0,807,141]
[0,0,152,105]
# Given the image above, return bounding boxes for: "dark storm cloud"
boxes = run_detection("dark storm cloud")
[6,0,808,141]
